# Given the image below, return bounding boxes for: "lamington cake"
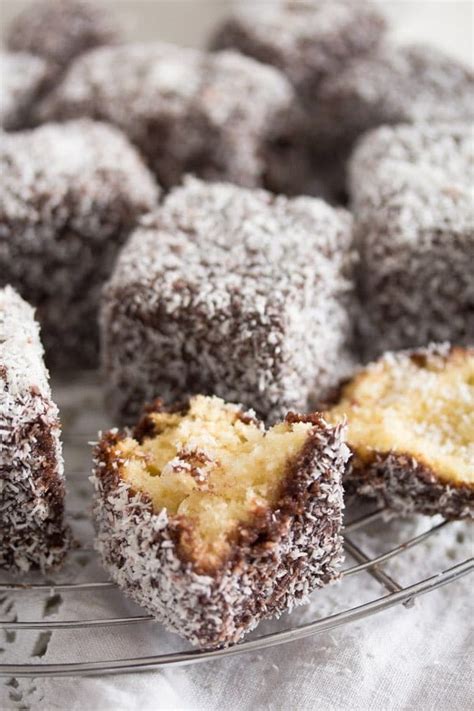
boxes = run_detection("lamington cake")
[210,0,385,200]
[324,345,474,519]
[311,44,474,191]
[37,43,296,190]
[0,51,50,130]
[349,122,474,358]
[93,395,348,647]
[0,287,69,571]
[210,0,386,104]
[0,119,158,368]
[100,177,355,424]
[6,0,120,74]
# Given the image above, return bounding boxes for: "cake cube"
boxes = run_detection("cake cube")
[6,0,120,72]
[93,395,348,647]
[210,0,386,103]
[38,43,296,190]
[0,287,70,571]
[0,51,50,130]
[312,44,474,190]
[101,177,355,423]
[210,0,386,201]
[0,119,159,368]
[349,123,474,357]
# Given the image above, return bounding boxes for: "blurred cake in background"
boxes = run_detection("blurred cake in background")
[0,119,158,368]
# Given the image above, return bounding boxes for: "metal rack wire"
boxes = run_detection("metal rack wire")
[1,394,473,678]
[1,504,472,678]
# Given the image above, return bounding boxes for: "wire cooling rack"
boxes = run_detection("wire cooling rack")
[0,376,473,678]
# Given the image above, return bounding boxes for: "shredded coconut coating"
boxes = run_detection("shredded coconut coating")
[101,177,356,424]
[6,0,120,71]
[38,42,296,190]
[210,0,385,202]
[0,51,50,130]
[313,43,474,156]
[92,408,348,648]
[332,344,474,520]
[348,122,474,358]
[0,119,159,368]
[210,0,386,101]
[0,287,70,571]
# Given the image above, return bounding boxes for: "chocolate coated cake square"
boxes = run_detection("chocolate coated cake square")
[349,122,474,358]
[0,287,70,571]
[101,177,355,423]
[0,119,158,368]
[311,44,474,192]
[6,0,120,73]
[0,51,50,130]
[38,43,296,191]
[211,0,386,103]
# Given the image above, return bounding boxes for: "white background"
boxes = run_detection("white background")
[1,1,473,66]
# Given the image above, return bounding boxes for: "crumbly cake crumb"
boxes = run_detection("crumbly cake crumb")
[93,395,348,647]
[324,344,474,519]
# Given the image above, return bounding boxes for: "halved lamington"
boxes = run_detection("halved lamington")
[100,177,356,424]
[0,287,69,571]
[324,345,474,519]
[92,395,348,647]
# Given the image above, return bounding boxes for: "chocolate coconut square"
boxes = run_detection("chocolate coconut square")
[311,44,474,193]
[349,122,474,358]
[93,395,348,647]
[0,51,50,130]
[6,0,120,74]
[38,43,296,191]
[210,0,386,104]
[101,177,355,424]
[0,287,70,571]
[210,0,386,201]
[0,119,158,368]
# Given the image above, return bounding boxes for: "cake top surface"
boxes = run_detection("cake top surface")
[0,286,50,399]
[0,50,49,128]
[349,122,474,238]
[106,177,352,307]
[0,119,158,229]
[6,0,120,67]
[40,42,294,130]
[317,43,474,128]
[325,344,474,486]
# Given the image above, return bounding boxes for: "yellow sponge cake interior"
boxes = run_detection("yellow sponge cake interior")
[115,395,313,571]
[325,347,474,486]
